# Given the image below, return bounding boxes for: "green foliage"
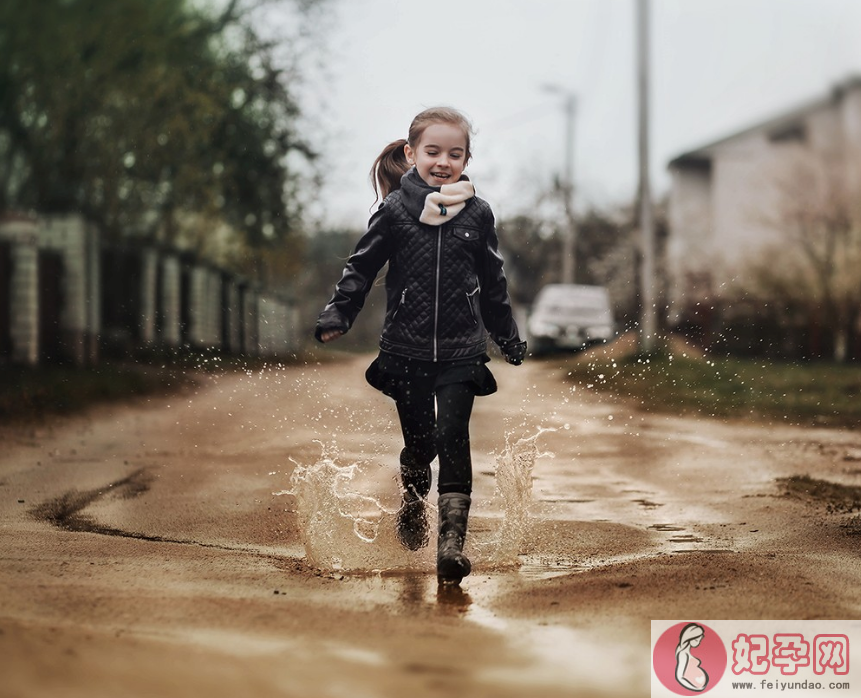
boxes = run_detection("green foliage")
[562,349,861,428]
[498,203,668,327]
[728,157,861,361]
[497,214,559,305]
[296,227,386,350]
[0,0,315,267]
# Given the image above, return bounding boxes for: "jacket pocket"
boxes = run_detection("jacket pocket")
[452,226,481,243]
[465,284,480,325]
[392,288,407,321]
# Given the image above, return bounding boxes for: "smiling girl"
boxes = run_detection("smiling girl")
[315,106,526,585]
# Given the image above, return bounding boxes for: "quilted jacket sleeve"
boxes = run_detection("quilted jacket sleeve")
[315,204,393,342]
[478,207,523,349]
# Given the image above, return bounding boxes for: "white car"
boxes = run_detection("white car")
[527,284,615,354]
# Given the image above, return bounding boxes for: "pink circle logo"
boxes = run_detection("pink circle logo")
[653,622,727,695]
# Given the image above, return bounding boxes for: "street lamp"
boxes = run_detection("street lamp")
[542,84,577,285]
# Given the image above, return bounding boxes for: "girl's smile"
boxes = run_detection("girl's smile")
[404,122,468,187]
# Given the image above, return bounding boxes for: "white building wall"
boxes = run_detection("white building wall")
[667,82,861,330]
[838,86,861,195]
[667,165,712,320]
[807,101,844,156]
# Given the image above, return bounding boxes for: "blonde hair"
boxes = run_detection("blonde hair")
[369,106,474,202]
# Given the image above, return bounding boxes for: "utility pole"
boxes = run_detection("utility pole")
[561,92,577,285]
[544,85,577,284]
[637,0,657,353]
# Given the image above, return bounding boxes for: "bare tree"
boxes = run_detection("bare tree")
[739,155,861,361]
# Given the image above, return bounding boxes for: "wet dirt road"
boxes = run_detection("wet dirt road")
[2,350,861,698]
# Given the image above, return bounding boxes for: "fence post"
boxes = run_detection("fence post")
[0,216,39,365]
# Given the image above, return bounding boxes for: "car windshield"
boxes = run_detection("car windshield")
[543,301,606,315]
[537,295,609,318]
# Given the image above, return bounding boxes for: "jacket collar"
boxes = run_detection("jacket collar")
[398,168,474,223]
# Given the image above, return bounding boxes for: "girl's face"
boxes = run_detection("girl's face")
[404,122,468,187]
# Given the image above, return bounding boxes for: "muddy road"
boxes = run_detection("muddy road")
[2,350,861,698]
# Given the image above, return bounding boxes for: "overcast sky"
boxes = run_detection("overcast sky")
[277,0,861,228]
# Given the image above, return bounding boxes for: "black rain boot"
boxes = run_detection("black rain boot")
[436,492,472,585]
[396,448,432,551]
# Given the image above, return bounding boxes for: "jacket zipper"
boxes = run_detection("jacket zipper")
[433,225,442,362]
[466,283,480,324]
[393,288,407,319]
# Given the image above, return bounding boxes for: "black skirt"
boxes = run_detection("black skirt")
[365,351,498,398]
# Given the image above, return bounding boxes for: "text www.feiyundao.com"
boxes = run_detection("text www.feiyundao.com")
[730,680,852,691]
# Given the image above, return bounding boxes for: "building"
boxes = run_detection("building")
[666,76,861,356]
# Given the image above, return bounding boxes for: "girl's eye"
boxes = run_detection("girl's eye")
[450,153,462,159]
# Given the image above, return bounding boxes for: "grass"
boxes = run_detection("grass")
[559,341,861,429]
[776,475,861,513]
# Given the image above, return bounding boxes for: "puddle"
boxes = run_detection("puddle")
[471,609,646,693]
[648,523,684,532]
[668,534,704,543]
[281,431,554,575]
[632,498,664,509]
[517,554,584,580]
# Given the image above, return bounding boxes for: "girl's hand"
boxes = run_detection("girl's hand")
[320,329,344,343]
[501,340,527,365]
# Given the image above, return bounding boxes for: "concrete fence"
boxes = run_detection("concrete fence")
[0,213,298,365]
[0,215,39,365]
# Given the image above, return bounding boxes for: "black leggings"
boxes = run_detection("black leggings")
[392,379,475,496]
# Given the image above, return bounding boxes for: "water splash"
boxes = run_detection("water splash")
[280,431,552,574]
[281,442,434,573]
[484,428,556,566]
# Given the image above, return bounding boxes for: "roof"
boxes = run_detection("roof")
[668,75,861,169]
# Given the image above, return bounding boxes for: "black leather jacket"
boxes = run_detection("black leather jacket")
[316,171,522,362]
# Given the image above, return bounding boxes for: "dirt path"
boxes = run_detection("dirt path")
[2,352,860,698]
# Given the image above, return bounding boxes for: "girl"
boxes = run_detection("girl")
[315,106,526,585]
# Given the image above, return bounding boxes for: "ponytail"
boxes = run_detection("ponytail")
[370,139,409,203]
